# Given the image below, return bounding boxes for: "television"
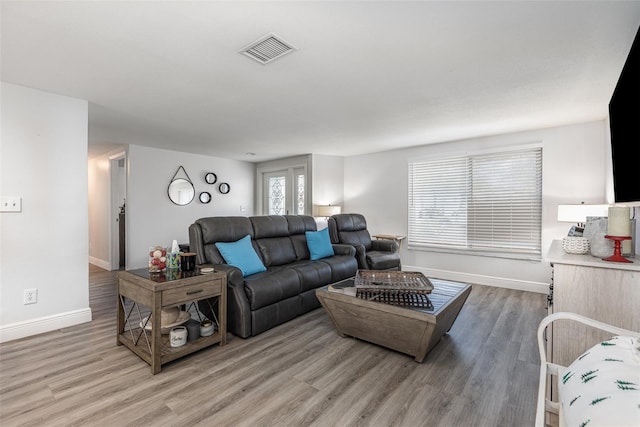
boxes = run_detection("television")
[608,24,640,203]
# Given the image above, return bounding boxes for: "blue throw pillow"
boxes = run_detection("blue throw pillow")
[215,235,266,277]
[305,228,335,260]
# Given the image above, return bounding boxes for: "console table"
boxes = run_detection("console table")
[543,240,640,425]
[546,240,640,366]
[116,268,227,374]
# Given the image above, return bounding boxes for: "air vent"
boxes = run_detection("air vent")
[240,33,297,65]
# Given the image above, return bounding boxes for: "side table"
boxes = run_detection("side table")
[116,268,227,374]
[372,234,406,249]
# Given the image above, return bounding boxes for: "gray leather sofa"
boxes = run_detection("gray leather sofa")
[189,215,358,338]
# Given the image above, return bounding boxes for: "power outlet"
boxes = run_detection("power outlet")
[1,197,22,212]
[24,288,38,305]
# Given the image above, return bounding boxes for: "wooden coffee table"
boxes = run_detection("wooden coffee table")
[316,275,471,362]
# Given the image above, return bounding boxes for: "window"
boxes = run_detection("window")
[267,174,286,215]
[408,146,542,259]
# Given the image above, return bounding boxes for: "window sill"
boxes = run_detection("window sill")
[407,244,542,262]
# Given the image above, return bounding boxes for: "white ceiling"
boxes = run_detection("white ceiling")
[2,1,640,162]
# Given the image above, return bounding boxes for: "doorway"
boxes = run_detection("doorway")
[262,167,306,215]
[110,153,127,270]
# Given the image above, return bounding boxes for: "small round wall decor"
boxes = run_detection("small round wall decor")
[204,172,217,185]
[199,191,212,204]
[218,182,230,194]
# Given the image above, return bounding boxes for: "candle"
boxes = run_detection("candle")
[608,206,632,254]
[608,207,631,236]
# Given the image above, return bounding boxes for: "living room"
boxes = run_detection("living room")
[1,1,639,425]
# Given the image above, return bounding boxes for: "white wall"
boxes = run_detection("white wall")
[0,82,91,342]
[312,154,344,206]
[311,154,344,229]
[344,120,608,292]
[126,144,255,269]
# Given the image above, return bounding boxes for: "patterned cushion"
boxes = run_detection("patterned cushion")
[558,335,640,427]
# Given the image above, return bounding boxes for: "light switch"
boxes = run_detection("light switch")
[1,197,22,212]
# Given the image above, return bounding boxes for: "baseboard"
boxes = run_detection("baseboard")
[0,308,93,343]
[403,265,549,294]
[89,256,111,270]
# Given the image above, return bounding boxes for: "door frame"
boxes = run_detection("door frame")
[109,152,127,270]
[256,155,312,216]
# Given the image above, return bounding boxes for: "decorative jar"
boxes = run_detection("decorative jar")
[169,326,187,347]
[166,252,180,270]
[200,320,214,337]
[148,246,167,272]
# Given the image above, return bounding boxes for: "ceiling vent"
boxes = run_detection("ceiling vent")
[239,33,297,65]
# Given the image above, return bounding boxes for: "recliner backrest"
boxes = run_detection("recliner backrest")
[192,216,255,265]
[251,216,296,267]
[328,213,372,250]
[285,215,317,260]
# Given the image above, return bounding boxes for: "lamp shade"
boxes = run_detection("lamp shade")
[315,205,342,217]
[557,204,609,222]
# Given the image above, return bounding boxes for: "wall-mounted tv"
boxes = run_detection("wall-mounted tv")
[609,25,640,203]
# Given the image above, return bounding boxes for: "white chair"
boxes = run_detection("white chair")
[535,312,640,427]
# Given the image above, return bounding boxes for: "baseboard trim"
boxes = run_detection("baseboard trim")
[0,308,93,343]
[89,256,111,270]
[403,265,549,294]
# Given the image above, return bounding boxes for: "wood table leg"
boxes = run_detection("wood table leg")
[151,293,162,375]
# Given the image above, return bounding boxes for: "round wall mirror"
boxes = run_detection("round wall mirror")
[168,178,195,205]
[199,191,212,204]
[204,172,217,184]
[219,182,230,194]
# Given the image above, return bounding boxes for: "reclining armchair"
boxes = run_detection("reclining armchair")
[327,213,401,271]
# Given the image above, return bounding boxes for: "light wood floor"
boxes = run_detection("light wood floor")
[0,265,546,426]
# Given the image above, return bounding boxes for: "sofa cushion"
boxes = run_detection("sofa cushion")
[194,217,255,265]
[290,234,311,261]
[306,228,335,260]
[243,268,300,310]
[215,235,267,277]
[198,216,253,243]
[319,254,358,282]
[286,215,317,260]
[286,215,317,235]
[251,215,298,266]
[289,260,333,292]
[255,237,297,266]
[251,215,289,239]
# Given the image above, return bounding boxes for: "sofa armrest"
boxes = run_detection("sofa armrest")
[204,264,253,338]
[211,264,244,287]
[371,239,399,253]
[189,222,208,265]
[332,243,356,257]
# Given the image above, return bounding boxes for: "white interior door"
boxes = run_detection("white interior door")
[262,167,306,215]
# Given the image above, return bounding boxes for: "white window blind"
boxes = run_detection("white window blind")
[408,147,542,258]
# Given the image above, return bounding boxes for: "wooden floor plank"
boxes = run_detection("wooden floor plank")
[0,266,547,426]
